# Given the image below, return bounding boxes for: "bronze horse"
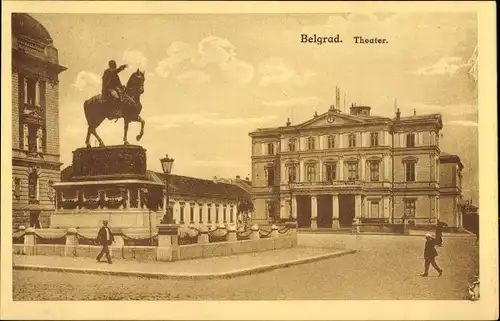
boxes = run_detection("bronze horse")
[84,69,146,148]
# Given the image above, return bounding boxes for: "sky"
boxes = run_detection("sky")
[31,12,479,203]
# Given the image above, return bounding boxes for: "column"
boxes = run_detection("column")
[355,195,362,218]
[331,194,339,229]
[360,158,366,181]
[35,81,40,106]
[339,159,344,181]
[399,133,404,147]
[291,195,297,219]
[338,133,343,148]
[310,196,318,229]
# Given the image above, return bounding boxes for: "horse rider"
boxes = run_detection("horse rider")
[102,60,127,118]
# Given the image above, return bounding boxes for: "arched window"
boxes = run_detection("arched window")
[287,163,297,182]
[348,134,356,147]
[307,137,316,150]
[265,166,275,186]
[327,135,335,149]
[305,163,317,182]
[288,138,297,152]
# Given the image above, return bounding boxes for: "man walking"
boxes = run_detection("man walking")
[421,233,443,277]
[96,220,114,264]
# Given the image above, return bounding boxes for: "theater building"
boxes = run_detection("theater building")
[11,13,66,228]
[249,104,463,228]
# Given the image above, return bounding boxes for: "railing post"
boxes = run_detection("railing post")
[226,225,237,242]
[198,225,209,244]
[24,227,36,255]
[270,225,279,238]
[157,224,180,261]
[250,224,260,240]
[65,227,78,257]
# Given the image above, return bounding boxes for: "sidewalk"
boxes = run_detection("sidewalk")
[13,247,355,279]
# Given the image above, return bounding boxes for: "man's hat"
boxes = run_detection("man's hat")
[425,233,432,239]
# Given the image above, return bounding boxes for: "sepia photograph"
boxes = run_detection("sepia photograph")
[1,1,497,320]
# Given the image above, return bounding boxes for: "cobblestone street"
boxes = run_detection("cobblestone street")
[13,235,478,300]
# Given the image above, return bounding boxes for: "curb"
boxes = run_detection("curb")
[13,249,356,280]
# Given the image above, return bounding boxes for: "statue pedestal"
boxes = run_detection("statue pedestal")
[51,145,165,230]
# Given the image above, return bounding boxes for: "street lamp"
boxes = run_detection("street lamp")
[160,154,175,224]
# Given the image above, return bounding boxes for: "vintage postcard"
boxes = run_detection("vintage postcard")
[1,1,497,320]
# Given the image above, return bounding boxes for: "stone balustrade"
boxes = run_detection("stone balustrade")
[12,222,298,262]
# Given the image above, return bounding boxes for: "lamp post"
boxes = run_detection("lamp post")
[160,154,175,224]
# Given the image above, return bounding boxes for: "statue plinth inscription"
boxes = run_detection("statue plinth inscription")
[71,145,147,181]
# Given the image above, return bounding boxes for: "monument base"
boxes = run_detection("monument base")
[52,145,166,230]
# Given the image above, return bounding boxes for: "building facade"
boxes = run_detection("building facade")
[146,171,252,226]
[12,13,66,228]
[439,153,465,227]
[249,104,460,228]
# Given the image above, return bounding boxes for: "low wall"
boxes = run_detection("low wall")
[12,223,298,262]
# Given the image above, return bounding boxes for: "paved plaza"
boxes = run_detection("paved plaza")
[12,234,478,300]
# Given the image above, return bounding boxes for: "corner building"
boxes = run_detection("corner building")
[11,13,66,228]
[249,105,451,228]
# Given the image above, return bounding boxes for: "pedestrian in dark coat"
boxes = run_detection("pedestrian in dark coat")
[96,220,114,264]
[421,234,443,277]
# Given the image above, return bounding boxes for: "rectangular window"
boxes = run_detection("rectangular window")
[190,205,195,223]
[370,162,380,181]
[14,177,21,198]
[28,172,38,203]
[268,143,274,155]
[306,164,316,182]
[288,165,297,182]
[307,137,315,150]
[370,201,380,218]
[405,162,416,182]
[216,206,219,223]
[207,205,212,222]
[223,206,227,222]
[327,135,335,149]
[325,163,336,182]
[347,163,358,180]
[370,133,379,147]
[348,134,356,148]
[266,167,275,186]
[230,207,234,223]
[404,200,416,217]
[199,205,203,223]
[180,206,185,223]
[288,139,296,152]
[24,78,38,106]
[406,133,415,148]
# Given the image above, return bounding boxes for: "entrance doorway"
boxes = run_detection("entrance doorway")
[339,195,355,227]
[317,195,333,228]
[296,195,311,228]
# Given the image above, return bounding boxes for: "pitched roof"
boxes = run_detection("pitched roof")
[147,171,251,202]
[60,165,251,203]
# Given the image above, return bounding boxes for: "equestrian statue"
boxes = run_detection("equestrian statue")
[83,60,146,148]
